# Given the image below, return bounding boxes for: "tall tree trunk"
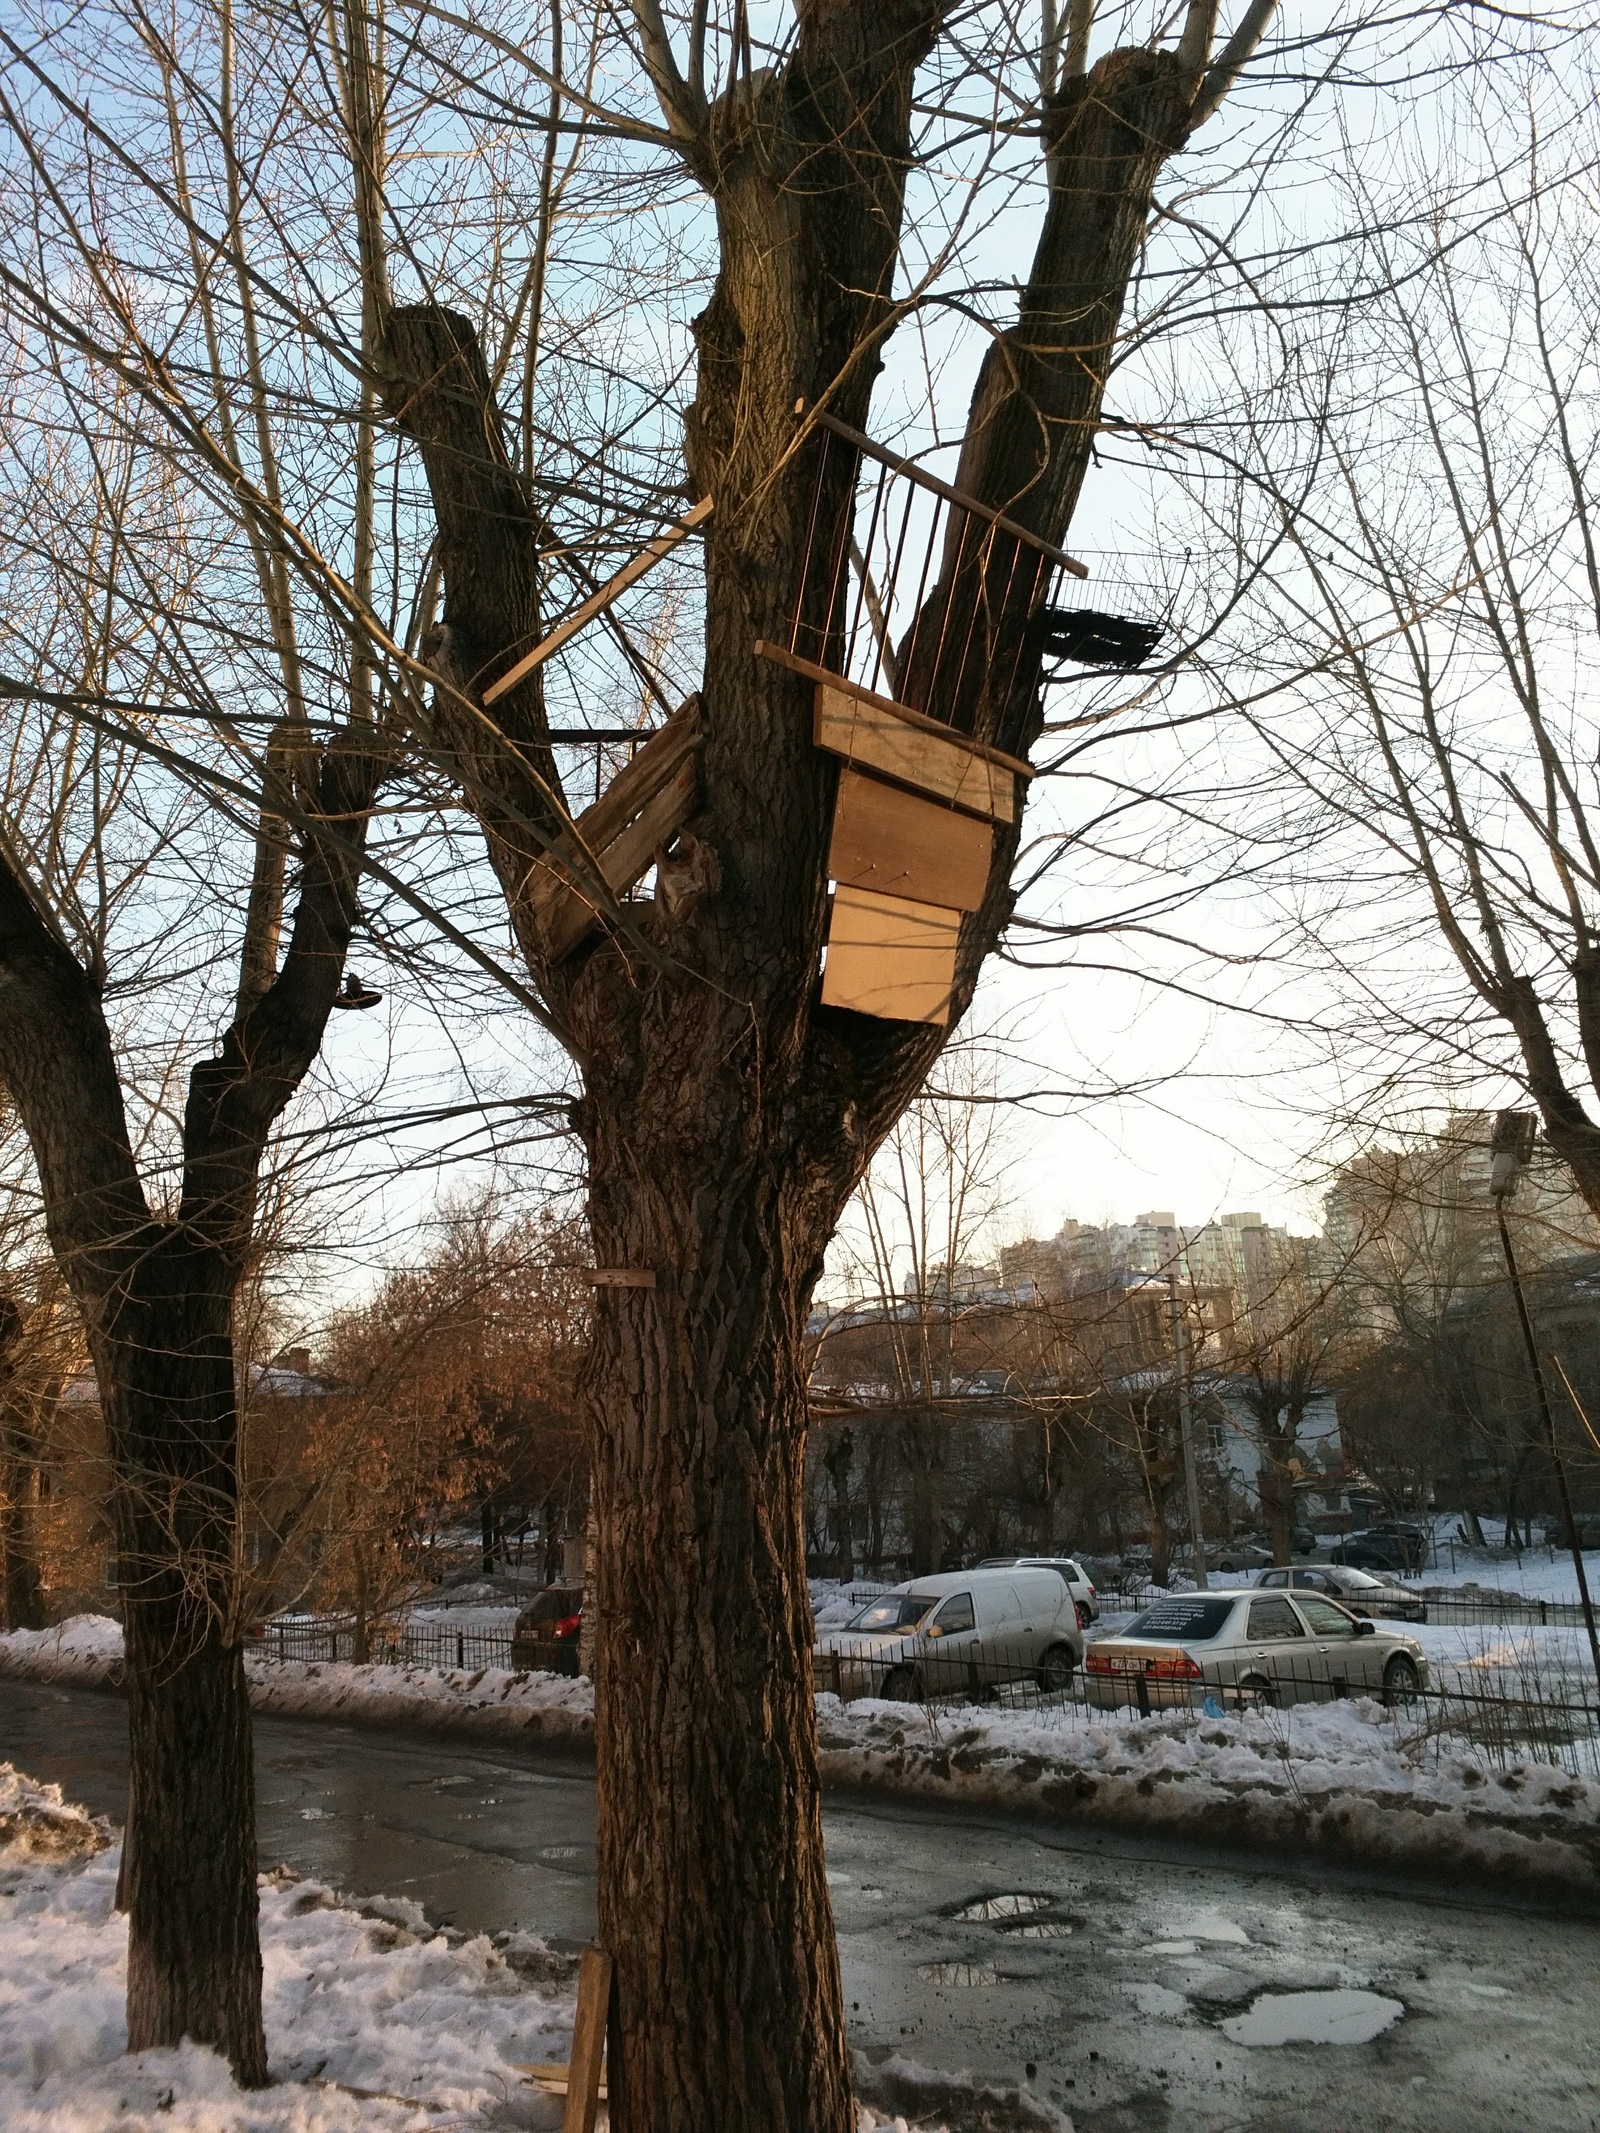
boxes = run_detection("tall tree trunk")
[0,1294,45,1631]
[0,1409,46,1632]
[98,1256,266,2083]
[584,1127,848,2132]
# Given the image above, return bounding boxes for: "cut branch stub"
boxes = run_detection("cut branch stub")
[526,704,702,961]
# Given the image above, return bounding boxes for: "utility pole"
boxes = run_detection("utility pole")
[1489,1111,1600,1686]
[1167,1259,1209,1591]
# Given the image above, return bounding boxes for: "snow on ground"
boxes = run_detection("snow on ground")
[0,1764,954,2133]
[0,1618,595,1749]
[0,1801,582,2130]
[1418,1547,1600,1602]
[405,1603,523,1632]
[812,1689,1600,1890]
[6,1615,1598,1890]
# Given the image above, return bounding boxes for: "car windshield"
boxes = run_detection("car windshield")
[524,1589,583,1624]
[848,1593,937,1632]
[1125,1597,1237,1643]
[1335,1567,1382,1588]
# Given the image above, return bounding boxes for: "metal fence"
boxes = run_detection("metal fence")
[252,1617,515,1670]
[1091,1575,1593,1631]
[812,1633,1600,1781]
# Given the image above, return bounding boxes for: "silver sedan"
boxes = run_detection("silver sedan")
[1084,1589,1428,1711]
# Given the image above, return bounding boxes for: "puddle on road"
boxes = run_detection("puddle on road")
[1124,1982,1188,2018]
[956,1893,1051,1921]
[1140,1940,1197,1956]
[537,1845,583,1862]
[919,1962,1002,1987]
[1000,1921,1073,1940]
[1221,1989,1405,2047]
[1185,1917,1251,1946]
[1465,1984,1511,1999]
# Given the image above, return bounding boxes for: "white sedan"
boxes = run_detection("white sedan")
[1084,1589,1429,1712]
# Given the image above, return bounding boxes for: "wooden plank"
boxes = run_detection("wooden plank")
[484,497,714,705]
[534,754,698,960]
[514,2062,608,2101]
[813,683,1015,825]
[562,1946,613,2133]
[821,885,960,1026]
[753,639,1035,780]
[828,766,992,911]
[523,702,699,958]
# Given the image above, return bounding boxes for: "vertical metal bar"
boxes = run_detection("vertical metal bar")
[893,486,949,704]
[818,434,858,667]
[791,427,830,656]
[850,460,893,690]
[909,506,974,713]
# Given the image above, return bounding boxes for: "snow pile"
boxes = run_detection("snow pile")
[0,1825,583,2129]
[7,1615,1598,1888]
[0,1766,110,1865]
[0,1619,594,1750]
[246,1655,594,1749]
[0,1616,125,1687]
[0,1774,973,2133]
[815,1691,1600,1889]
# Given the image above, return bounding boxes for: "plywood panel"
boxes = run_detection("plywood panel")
[814,683,1015,824]
[821,885,960,1026]
[828,766,992,910]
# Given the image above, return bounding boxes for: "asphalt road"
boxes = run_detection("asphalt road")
[4,1677,1599,2132]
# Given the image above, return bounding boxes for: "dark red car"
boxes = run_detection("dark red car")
[511,1586,585,1676]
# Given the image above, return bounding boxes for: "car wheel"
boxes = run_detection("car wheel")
[1239,1672,1277,1709]
[1037,1643,1077,1695]
[1075,1601,1092,1630]
[1383,1654,1421,1708]
[880,1665,918,1704]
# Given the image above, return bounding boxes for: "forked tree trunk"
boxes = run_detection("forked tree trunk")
[381,16,1268,2125]
[0,730,373,2086]
[97,1253,266,2084]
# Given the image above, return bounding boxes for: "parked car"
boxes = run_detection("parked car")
[976,1555,1100,1625]
[1083,1589,1428,1712]
[814,1568,1084,1703]
[1195,1537,1273,1574]
[1255,1563,1427,1622]
[511,1586,585,1675]
[1328,1528,1423,1574]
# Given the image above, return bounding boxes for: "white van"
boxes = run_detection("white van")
[813,1567,1084,1704]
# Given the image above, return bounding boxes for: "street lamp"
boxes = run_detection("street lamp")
[1488,1110,1600,1685]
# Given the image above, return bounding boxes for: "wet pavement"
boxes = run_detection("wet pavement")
[4,1677,1599,2130]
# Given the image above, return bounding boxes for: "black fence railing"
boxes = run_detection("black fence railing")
[811,1632,1600,1780]
[252,1618,515,1671]
[1092,1576,1593,1631]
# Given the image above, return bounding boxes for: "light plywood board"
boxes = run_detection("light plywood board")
[821,885,960,1026]
[814,683,1016,824]
[828,766,992,911]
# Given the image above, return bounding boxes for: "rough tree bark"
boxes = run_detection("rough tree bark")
[0,1291,46,1632]
[0,734,379,2081]
[380,7,1273,2126]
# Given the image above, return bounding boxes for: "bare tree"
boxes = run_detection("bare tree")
[1220,103,1600,1228]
